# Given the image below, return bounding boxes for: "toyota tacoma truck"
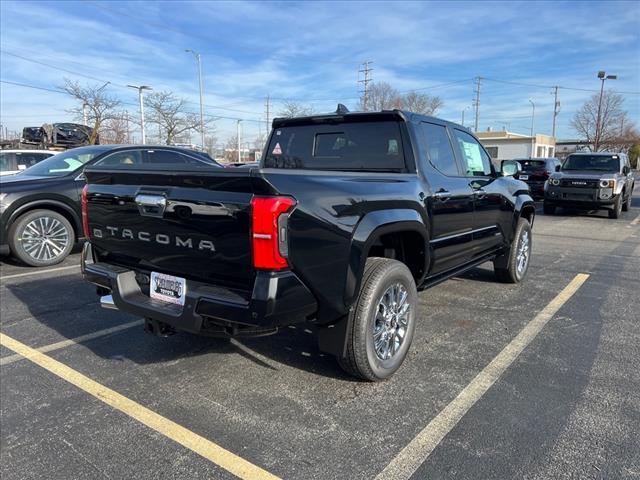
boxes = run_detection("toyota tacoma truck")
[544,152,634,218]
[81,108,535,381]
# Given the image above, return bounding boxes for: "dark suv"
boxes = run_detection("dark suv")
[544,152,634,218]
[505,158,562,198]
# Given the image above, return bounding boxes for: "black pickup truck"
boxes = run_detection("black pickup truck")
[81,109,535,380]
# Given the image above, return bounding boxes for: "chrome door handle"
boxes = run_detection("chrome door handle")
[433,189,450,201]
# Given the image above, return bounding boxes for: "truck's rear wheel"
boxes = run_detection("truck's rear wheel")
[338,257,417,381]
[9,209,74,267]
[494,218,532,283]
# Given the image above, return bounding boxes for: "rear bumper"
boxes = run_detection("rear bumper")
[81,242,317,336]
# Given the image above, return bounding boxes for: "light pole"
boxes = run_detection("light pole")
[236,119,242,163]
[461,106,470,127]
[529,99,535,157]
[83,103,88,126]
[186,49,205,151]
[127,85,152,144]
[594,70,617,151]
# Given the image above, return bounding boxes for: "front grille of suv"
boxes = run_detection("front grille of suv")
[560,179,599,188]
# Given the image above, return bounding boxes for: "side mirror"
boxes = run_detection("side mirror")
[622,165,630,175]
[502,160,521,177]
[555,165,561,172]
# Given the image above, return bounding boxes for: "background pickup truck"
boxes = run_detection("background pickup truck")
[81,108,535,380]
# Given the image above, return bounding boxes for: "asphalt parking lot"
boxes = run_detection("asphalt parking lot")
[1,191,639,480]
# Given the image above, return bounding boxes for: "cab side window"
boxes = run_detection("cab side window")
[94,150,143,167]
[452,129,493,176]
[420,122,459,176]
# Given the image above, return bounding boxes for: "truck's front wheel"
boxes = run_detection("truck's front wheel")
[338,257,417,381]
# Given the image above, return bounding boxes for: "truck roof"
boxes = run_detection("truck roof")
[272,108,467,131]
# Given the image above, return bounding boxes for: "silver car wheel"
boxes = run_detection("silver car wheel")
[516,229,530,274]
[19,216,70,262]
[373,283,411,361]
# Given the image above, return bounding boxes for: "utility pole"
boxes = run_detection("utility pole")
[185,50,205,150]
[82,103,88,126]
[127,85,152,145]
[358,61,373,111]
[551,86,560,139]
[473,76,482,132]
[529,99,535,157]
[237,119,242,163]
[594,70,617,151]
[461,106,470,127]
[265,94,270,135]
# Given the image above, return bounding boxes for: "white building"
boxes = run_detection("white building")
[475,130,556,165]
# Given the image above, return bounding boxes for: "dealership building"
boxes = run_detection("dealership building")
[475,129,556,165]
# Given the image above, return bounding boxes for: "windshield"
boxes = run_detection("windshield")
[20,147,108,177]
[562,154,620,172]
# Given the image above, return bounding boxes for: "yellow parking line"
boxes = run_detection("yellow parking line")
[0,265,79,281]
[0,320,144,366]
[375,273,590,480]
[0,332,281,480]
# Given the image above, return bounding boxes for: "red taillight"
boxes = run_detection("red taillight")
[251,196,295,270]
[81,184,90,238]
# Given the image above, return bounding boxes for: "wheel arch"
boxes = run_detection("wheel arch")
[8,200,82,240]
[345,209,429,307]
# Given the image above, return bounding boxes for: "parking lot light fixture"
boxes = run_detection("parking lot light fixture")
[595,71,617,151]
[185,49,206,151]
[127,85,152,145]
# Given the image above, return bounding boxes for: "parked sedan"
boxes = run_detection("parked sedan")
[0,145,220,266]
[503,158,562,198]
[0,150,55,176]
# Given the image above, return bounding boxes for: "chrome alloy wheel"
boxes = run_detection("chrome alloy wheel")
[516,229,530,275]
[373,283,411,361]
[19,216,70,262]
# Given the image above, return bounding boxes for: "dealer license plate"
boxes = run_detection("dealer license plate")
[520,174,529,180]
[150,272,186,306]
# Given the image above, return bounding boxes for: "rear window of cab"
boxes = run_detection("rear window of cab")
[263,121,405,171]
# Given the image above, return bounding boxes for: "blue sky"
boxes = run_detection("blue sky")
[1,0,639,145]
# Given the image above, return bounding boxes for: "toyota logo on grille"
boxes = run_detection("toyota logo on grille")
[572,181,587,185]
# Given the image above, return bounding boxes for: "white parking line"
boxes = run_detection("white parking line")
[0,320,143,366]
[0,264,79,281]
[630,213,640,226]
[375,273,590,480]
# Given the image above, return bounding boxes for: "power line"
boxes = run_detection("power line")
[0,79,265,123]
[483,77,640,95]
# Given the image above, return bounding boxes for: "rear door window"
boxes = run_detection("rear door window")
[264,121,405,171]
[94,150,143,167]
[419,122,459,176]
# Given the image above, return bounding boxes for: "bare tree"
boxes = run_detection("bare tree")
[62,79,121,144]
[278,101,314,118]
[571,91,637,152]
[99,111,131,144]
[402,91,443,115]
[224,135,239,163]
[145,91,211,145]
[359,81,402,111]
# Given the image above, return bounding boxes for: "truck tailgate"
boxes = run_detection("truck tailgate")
[84,168,274,291]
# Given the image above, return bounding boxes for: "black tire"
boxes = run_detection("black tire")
[337,257,417,381]
[622,189,632,212]
[8,209,75,267]
[543,202,556,215]
[608,195,623,219]
[494,218,532,284]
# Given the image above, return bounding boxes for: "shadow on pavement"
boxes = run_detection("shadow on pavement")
[4,273,351,380]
